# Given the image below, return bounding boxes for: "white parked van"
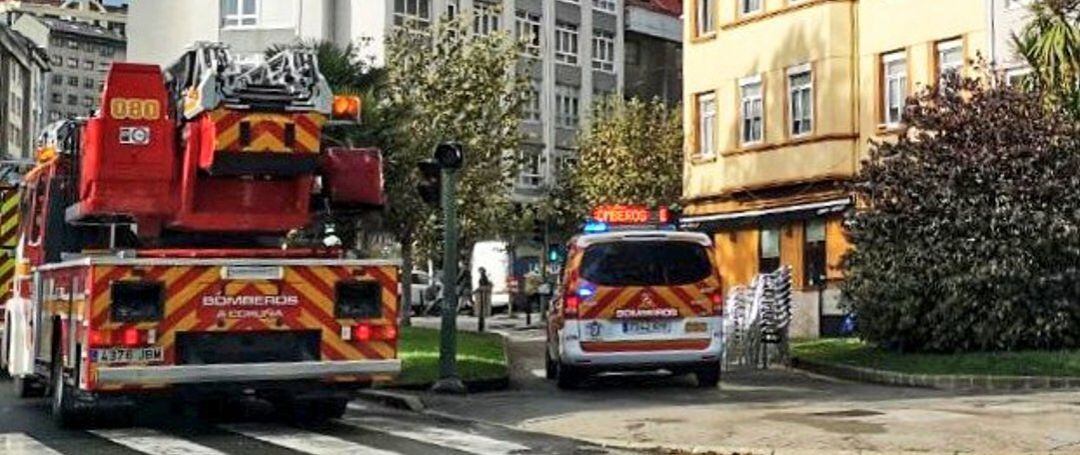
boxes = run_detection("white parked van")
[471,241,511,308]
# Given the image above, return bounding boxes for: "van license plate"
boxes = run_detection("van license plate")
[91,347,164,364]
[622,320,671,335]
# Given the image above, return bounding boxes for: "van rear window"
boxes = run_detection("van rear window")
[580,241,712,286]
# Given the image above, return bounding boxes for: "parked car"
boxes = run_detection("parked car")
[410,270,433,312]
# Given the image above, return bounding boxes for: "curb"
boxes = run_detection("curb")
[790,357,1080,391]
[355,389,426,412]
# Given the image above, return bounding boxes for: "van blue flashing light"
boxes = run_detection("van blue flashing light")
[583,221,609,233]
[577,286,596,298]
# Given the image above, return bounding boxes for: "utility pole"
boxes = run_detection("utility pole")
[431,142,466,395]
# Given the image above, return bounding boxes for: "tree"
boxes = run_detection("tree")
[1013,0,1080,115]
[384,16,530,321]
[842,71,1080,352]
[571,96,683,211]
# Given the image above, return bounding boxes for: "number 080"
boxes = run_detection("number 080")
[110,98,160,121]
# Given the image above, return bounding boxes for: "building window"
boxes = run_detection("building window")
[83,96,95,108]
[740,76,764,145]
[555,22,579,66]
[1005,0,1031,9]
[83,60,94,70]
[516,10,542,57]
[67,76,79,87]
[804,219,827,287]
[696,0,715,35]
[51,54,62,67]
[695,92,716,157]
[882,51,907,126]
[788,66,813,137]
[1006,66,1032,87]
[518,148,544,188]
[759,227,781,274]
[51,93,62,104]
[446,0,459,19]
[222,0,258,27]
[51,74,63,84]
[49,111,61,121]
[99,47,115,58]
[554,149,577,180]
[592,0,616,13]
[555,85,580,128]
[84,78,97,89]
[473,4,500,36]
[67,39,79,49]
[524,83,542,122]
[67,95,78,106]
[592,30,616,73]
[740,0,762,15]
[66,58,77,68]
[393,0,432,28]
[936,39,963,83]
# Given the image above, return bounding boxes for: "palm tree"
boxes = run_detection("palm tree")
[1013,0,1080,115]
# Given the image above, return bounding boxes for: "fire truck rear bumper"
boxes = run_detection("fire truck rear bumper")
[95,360,401,386]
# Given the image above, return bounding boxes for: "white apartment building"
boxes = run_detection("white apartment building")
[129,0,627,198]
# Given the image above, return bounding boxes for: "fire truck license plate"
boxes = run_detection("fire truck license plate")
[91,347,164,364]
[622,320,672,335]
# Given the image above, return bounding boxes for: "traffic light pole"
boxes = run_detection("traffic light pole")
[433,167,466,394]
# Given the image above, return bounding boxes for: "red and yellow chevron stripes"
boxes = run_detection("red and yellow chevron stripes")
[0,187,18,248]
[0,250,14,302]
[75,263,398,390]
[208,108,326,154]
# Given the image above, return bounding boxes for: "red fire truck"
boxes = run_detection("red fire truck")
[0,43,400,427]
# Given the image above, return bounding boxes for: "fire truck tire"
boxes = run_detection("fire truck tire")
[695,362,722,388]
[13,376,44,398]
[544,348,556,380]
[51,360,87,428]
[555,362,582,390]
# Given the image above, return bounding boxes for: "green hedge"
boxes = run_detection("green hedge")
[843,73,1080,352]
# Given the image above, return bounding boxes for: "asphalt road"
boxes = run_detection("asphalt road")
[0,378,623,455]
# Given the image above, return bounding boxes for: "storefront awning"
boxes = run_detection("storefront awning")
[680,197,852,232]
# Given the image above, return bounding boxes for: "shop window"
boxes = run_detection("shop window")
[759,227,781,273]
[804,219,826,287]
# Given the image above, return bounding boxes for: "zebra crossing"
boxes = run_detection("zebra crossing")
[0,402,619,455]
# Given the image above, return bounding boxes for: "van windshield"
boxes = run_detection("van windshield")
[580,241,712,286]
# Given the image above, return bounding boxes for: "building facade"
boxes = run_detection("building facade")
[1,0,127,37]
[0,23,48,161]
[624,0,681,104]
[129,0,629,197]
[681,0,988,338]
[13,14,124,120]
[990,0,1033,83]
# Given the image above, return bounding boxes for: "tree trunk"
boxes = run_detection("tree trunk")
[400,230,414,327]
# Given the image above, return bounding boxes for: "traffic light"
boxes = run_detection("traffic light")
[417,159,441,206]
[530,217,545,243]
[434,142,464,169]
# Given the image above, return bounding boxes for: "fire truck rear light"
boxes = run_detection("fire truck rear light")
[355,324,372,341]
[122,327,140,346]
[383,325,397,341]
[88,329,105,347]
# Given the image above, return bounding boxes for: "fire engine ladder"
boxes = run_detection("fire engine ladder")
[168,41,332,120]
[722,266,793,370]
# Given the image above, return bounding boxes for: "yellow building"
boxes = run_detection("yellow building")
[680,0,988,337]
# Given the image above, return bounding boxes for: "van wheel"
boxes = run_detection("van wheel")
[695,362,722,389]
[555,361,582,390]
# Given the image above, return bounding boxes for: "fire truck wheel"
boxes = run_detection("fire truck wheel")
[544,348,556,380]
[695,362,722,389]
[555,361,582,390]
[319,398,349,419]
[51,361,86,428]
[13,376,44,398]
